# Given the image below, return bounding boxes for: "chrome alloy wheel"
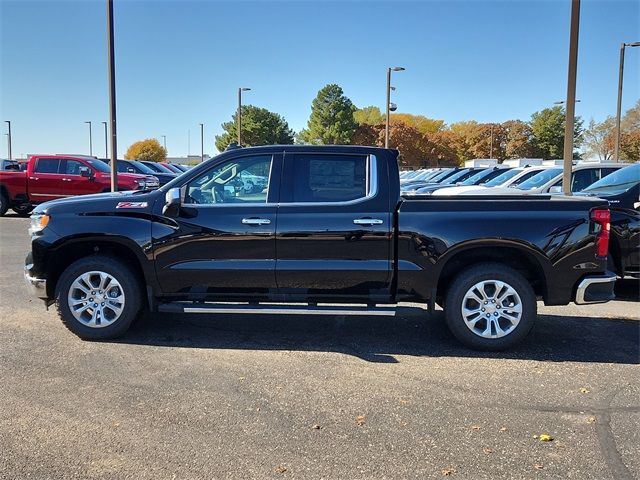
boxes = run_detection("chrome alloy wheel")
[461,280,522,339]
[67,271,125,328]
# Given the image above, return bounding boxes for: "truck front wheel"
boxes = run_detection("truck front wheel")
[444,263,536,350]
[12,204,34,217]
[55,256,142,340]
[0,192,8,216]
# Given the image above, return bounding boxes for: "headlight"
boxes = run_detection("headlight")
[28,214,50,235]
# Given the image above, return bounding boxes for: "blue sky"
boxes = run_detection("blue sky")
[1,0,638,157]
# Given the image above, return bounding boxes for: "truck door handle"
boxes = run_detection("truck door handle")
[62,178,72,182]
[29,177,39,181]
[353,218,383,226]
[242,218,271,225]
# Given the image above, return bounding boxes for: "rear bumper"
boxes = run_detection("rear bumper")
[575,272,617,305]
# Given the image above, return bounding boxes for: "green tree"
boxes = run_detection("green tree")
[529,106,583,159]
[125,138,167,162]
[299,84,358,144]
[215,105,294,151]
[621,99,640,131]
[354,106,385,126]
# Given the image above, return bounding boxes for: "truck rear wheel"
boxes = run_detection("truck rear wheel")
[55,256,142,340]
[0,192,8,217]
[11,204,34,217]
[444,262,536,350]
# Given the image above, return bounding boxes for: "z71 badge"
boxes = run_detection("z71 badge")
[116,202,148,209]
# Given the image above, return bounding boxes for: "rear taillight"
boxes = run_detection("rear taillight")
[591,208,610,258]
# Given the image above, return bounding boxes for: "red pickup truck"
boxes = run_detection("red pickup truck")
[0,155,159,216]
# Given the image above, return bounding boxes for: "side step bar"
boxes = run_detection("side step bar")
[157,302,397,317]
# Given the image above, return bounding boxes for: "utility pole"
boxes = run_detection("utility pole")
[85,121,93,156]
[489,124,494,159]
[106,0,118,191]
[614,42,640,161]
[102,121,108,158]
[562,0,580,195]
[237,87,251,145]
[161,135,166,151]
[199,123,204,162]
[4,121,11,160]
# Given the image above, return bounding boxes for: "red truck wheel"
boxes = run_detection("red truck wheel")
[0,192,8,217]
[11,205,34,217]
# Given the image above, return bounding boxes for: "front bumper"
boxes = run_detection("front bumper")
[24,263,48,300]
[575,272,617,305]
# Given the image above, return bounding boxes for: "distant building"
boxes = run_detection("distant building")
[166,155,211,165]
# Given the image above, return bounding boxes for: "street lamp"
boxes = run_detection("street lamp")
[161,135,166,151]
[85,121,93,156]
[385,67,405,149]
[199,124,204,162]
[4,120,11,160]
[614,41,640,161]
[237,87,251,145]
[106,0,118,191]
[101,121,108,158]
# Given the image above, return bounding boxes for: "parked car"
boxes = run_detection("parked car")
[1,159,21,171]
[431,165,553,196]
[0,155,159,216]
[403,167,487,195]
[24,145,615,351]
[401,168,460,192]
[99,159,177,186]
[576,163,640,279]
[139,161,176,175]
[453,163,624,196]
[169,163,190,172]
[417,166,511,195]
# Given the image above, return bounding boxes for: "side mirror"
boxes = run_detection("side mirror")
[79,166,93,178]
[127,167,136,173]
[549,185,563,194]
[162,187,182,216]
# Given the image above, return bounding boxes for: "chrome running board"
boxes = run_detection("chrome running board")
[157,302,396,317]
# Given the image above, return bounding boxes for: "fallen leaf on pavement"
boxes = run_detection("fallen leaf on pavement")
[483,447,493,454]
[311,424,321,430]
[275,465,287,474]
[470,425,481,430]
[539,434,553,442]
[587,416,596,424]
[355,415,365,426]
[534,464,544,470]
[499,427,507,432]
[580,388,590,394]
[442,467,456,476]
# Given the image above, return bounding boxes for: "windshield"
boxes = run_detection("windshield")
[442,169,477,184]
[484,169,521,187]
[516,168,562,190]
[85,159,112,173]
[427,169,455,183]
[460,168,505,186]
[127,160,156,174]
[582,164,640,194]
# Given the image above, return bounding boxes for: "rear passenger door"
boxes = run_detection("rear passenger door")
[275,152,392,301]
[29,158,64,202]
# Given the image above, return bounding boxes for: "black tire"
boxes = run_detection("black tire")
[444,262,536,351]
[0,192,8,217]
[11,204,34,217]
[55,255,142,340]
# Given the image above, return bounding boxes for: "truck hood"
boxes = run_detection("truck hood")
[33,189,160,215]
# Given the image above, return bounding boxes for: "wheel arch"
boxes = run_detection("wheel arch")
[46,235,153,304]
[435,241,549,303]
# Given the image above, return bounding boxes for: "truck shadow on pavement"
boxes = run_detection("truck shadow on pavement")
[120,306,640,365]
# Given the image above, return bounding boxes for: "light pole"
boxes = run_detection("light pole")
[237,87,251,145]
[101,121,108,158]
[614,41,640,161]
[161,135,166,151]
[85,121,93,156]
[106,0,118,191]
[489,124,494,159]
[562,0,580,195]
[385,67,405,149]
[4,121,11,160]
[199,124,204,162]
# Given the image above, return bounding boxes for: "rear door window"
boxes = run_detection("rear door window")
[34,159,61,174]
[289,154,367,203]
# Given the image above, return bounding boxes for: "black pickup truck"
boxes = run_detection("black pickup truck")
[24,145,616,350]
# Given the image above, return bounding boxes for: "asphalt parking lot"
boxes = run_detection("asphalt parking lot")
[0,214,638,480]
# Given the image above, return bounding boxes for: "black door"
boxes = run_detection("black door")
[275,152,392,302]
[153,153,281,298]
